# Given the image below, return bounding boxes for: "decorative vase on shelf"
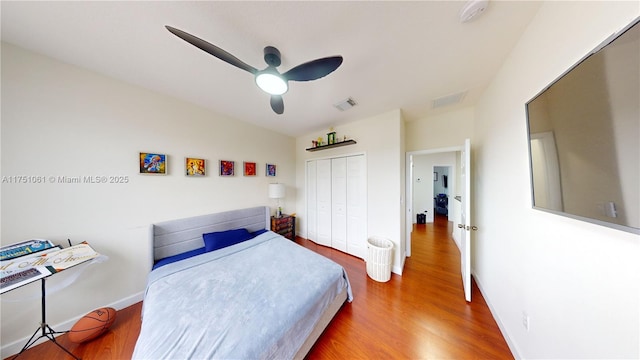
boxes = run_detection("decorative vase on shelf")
[327,132,336,145]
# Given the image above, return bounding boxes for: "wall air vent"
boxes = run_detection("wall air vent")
[334,97,357,111]
[432,91,467,109]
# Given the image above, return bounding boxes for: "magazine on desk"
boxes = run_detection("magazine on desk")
[0,239,55,261]
[41,242,100,271]
[0,246,61,275]
[0,266,56,293]
[0,242,100,294]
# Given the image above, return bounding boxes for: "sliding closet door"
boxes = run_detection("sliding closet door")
[346,155,367,259]
[316,159,332,247]
[331,157,347,252]
[306,160,318,242]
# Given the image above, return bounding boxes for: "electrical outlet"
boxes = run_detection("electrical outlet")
[522,312,530,332]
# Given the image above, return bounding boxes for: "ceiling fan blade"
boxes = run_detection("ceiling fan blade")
[166,26,257,74]
[283,56,343,82]
[270,95,284,114]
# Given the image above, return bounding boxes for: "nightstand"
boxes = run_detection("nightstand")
[271,214,295,240]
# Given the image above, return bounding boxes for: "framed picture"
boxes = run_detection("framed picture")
[243,162,257,176]
[140,152,167,174]
[219,160,235,176]
[186,157,206,176]
[266,163,276,177]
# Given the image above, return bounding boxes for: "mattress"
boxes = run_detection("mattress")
[132,230,352,359]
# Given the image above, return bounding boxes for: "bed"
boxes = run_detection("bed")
[132,206,352,360]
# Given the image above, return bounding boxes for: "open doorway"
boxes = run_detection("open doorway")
[405,147,462,257]
[411,153,456,225]
[433,165,452,222]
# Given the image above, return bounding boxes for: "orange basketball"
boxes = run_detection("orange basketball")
[68,307,116,343]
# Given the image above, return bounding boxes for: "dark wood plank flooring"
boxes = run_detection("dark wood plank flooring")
[5,214,512,359]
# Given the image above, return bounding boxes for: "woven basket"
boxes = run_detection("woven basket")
[366,236,393,282]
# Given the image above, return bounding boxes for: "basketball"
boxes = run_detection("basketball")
[68,307,116,343]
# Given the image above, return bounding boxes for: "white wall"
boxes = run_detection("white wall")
[0,43,296,356]
[405,107,474,152]
[472,2,639,359]
[295,110,406,274]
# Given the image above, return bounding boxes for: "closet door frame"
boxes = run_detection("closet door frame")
[305,152,367,257]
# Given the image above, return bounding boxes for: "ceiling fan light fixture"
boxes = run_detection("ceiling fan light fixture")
[255,70,288,95]
[165,26,342,113]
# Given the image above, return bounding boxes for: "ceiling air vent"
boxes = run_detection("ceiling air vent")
[432,91,467,109]
[334,97,357,111]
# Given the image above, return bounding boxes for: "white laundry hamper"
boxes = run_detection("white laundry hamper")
[366,236,394,282]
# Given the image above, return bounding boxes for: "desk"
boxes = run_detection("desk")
[1,242,103,360]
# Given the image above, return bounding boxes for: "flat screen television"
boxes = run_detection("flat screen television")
[525,17,639,235]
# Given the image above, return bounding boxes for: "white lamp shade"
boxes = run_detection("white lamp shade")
[268,183,285,199]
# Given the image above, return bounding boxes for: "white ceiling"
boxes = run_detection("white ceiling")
[1,1,542,137]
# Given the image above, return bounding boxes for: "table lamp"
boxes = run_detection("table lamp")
[268,183,285,217]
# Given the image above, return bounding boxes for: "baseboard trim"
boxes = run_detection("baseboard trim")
[393,256,405,276]
[472,270,522,360]
[1,292,144,358]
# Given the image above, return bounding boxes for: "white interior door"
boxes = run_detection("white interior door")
[306,161,318,241]
[316,159,332,247]
[331,157,347,252]
[460,138,472,302]
[346,155,367,259]
[307,154,367,258]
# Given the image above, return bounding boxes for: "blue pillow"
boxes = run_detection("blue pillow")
[153,247,206,270]
[251,228,268,237]
[203,228,253,252]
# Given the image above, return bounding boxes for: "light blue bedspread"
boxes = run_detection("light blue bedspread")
[132,231,352,360]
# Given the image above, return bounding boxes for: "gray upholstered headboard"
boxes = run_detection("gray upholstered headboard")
[151,206,270,262]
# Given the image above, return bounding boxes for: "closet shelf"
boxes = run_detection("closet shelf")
[306,139,357,152]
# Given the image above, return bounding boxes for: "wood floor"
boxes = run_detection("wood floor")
[5,215,513,360]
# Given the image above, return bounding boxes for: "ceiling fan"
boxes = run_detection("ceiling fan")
[166,26,343,114]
